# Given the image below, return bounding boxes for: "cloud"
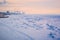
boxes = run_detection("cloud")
[4,0,60,9]
[23,0,60,9]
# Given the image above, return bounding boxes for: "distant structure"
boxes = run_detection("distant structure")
[0,11,25,18]
[0,0,6,4]
[0,11,9,18]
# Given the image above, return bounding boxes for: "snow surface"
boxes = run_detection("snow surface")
[0,14,60,40]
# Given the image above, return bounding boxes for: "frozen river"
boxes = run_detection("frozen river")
[0,14,60,40]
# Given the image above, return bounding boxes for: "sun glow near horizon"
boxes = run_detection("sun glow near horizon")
[0,0,60,14]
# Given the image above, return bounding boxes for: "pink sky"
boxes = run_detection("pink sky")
[0,0,60,14]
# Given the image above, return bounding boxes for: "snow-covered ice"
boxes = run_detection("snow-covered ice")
[0,14,60,40]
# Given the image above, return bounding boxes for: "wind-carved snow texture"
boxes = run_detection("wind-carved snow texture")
[0,14,60,40]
